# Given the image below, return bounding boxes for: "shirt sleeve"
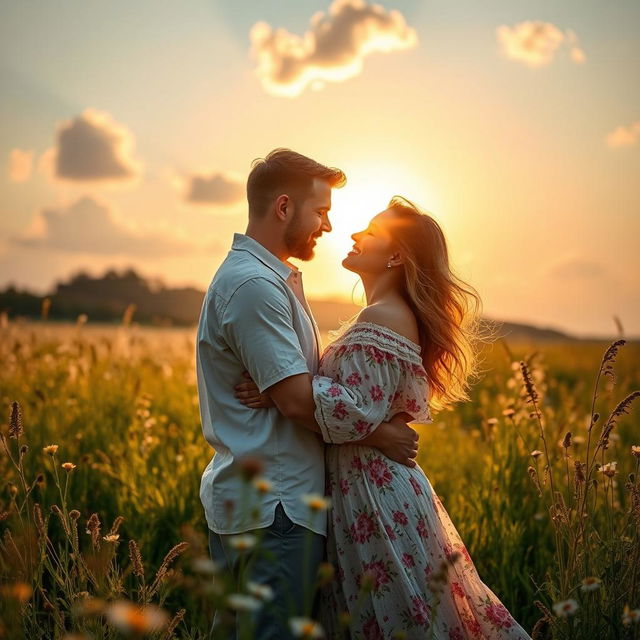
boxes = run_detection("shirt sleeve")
[311,342,432,444]
[221,278,310,393]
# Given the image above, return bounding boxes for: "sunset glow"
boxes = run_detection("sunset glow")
[1,0,638,337]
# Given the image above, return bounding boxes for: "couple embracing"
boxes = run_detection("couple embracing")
[196,149,531,639]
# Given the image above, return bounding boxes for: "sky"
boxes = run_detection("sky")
[1,0,639,338]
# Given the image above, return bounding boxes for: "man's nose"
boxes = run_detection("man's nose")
[322,216,332,233]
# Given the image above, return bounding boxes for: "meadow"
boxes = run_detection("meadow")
[0,317,638,639]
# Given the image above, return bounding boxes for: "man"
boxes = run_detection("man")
[196,149,418,639]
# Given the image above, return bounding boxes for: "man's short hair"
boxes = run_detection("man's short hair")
[247,148,346,218]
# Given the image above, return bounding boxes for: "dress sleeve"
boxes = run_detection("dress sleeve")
[311,342,432,444]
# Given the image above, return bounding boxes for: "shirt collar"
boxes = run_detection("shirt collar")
[231,233,299,281]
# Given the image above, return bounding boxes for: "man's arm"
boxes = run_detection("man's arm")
[265,374,418,468]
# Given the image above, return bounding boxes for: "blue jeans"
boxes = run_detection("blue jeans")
[208,502,325,640]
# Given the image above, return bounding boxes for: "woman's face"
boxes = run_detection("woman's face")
[342,209,399,275]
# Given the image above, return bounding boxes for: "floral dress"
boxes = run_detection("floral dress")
[311,322,531,640]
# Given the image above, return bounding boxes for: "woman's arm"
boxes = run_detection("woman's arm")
[235,373,418,467]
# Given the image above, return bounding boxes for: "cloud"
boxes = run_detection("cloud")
[605,121,640,148]
[496,21,586,67]
[250,0,418,97]
[52,109,141,182]
[14,196,193,257]
[185,172,244,205]
[8,149,34,183]
[548,258,607,280]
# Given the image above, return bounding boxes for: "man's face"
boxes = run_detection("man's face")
[284,177,332,261]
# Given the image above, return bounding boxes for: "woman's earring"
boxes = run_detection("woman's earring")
[387,261,392,269]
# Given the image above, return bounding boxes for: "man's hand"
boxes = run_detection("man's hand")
[234,371,275,409]
[362,413,419,468]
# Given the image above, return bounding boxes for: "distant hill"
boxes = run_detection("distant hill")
[0,267,612,342]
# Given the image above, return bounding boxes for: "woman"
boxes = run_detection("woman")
[238,197,531,639]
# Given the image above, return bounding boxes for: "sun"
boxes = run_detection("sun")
[325,163,437,261]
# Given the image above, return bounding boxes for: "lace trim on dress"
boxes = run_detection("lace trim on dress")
[326,321,423,366]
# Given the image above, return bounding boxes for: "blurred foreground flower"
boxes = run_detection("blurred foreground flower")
[552,599,578,617]
[1,582,32,602]
[622,604,640,625]
[289,616,325,638]
[247,581,274,602]
[229,534,257,551]
[580,576,601,592]
[253,477,273,494]
[302,494,331,512]
[226,593,262,612]
[105,600,169,634]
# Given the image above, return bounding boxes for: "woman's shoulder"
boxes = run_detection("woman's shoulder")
[356,301,420,346]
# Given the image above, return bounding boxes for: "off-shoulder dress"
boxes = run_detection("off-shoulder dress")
[311,322,532,640]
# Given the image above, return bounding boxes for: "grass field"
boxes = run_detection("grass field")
[1,320,638,639]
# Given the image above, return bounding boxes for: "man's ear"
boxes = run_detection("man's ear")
[274,194,289,221]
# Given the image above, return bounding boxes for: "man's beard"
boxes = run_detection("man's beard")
[284,207,317,261]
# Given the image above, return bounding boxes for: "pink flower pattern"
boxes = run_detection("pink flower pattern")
[311,322,531,640]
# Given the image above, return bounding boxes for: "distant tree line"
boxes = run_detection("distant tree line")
[0,268,205,326]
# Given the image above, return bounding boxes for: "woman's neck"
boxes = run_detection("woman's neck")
[361,272,403,307]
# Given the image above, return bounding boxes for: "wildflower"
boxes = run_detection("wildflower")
[192,557,220,575]
[338,611,351,627]
[289,616,325,638]
[552,599,578,617]
[253,477,273,494]
[226,593,262,612]
[105,600,169,634]
[502,408,515,417]
[1,582,32,602]
[580,577,601,592]
[86,513,101,548]
[8,402,23,439]
[229,534,257,552]
[317,562,335,586]
[486,418,498,425]
[43,444,58,455]
[519,361,539,404]
[561,432,572,449]
[69,510,81,520]
[62,462,76,472]
[237,455,264,481]
[622,604,640,625]
[631,445,640,458]
[165,608,186,638]
[103,534,120,543]
[247,581,274,602]
[302,494,331,512]
[531,450,543,459]
[151,542,189,592]
[129,540,144,578]
[600,461,618,478]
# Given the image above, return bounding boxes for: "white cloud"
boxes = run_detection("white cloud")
[185,172,244,205]
[52,109,142,182]
[605,121,640,148]
[8,149,34,183]
[14,196,194,257]
[496,21,586,68]
[250,0,418,97]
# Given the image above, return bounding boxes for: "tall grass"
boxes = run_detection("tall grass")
[0,318,638,638]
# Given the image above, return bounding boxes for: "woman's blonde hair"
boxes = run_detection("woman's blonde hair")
[386,196,492,412]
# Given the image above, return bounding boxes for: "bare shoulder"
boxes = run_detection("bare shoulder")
[356,301,420,345]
